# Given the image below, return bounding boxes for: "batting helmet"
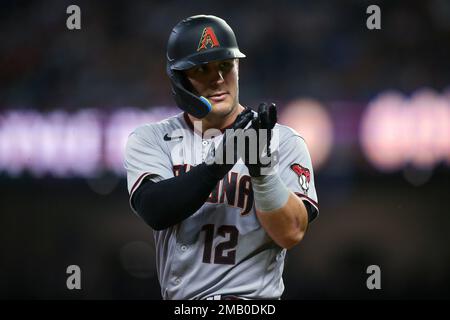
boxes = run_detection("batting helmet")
[166,15,246,118]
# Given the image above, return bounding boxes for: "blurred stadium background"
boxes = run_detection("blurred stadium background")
[0,0,449,299]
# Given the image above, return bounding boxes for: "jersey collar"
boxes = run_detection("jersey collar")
[183,112,234,137]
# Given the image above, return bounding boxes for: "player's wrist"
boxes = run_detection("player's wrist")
[251,172,290,212]
[247,156,275,177]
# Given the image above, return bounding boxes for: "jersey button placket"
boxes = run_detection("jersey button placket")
[201,140,210,161]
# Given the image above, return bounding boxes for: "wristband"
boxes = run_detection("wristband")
[251,173,290,212]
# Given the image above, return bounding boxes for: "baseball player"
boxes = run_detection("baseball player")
[124,15,319,300]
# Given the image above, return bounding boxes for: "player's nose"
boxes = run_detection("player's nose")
[209,65,225,84]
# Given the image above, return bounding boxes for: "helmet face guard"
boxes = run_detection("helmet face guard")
[166,15,246,118]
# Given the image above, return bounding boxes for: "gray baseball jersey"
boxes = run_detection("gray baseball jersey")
[124,112,319,300]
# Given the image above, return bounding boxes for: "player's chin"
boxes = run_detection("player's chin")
[211,97,234,114]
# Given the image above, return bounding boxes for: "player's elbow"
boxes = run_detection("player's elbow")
[282,212,308,249]
[139,204,174,231]
[278,229,305,249]
[133,188,169,231]
[134,180,188,231]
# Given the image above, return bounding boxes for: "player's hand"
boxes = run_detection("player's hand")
[205,108,254,179]
[245,103,278,177]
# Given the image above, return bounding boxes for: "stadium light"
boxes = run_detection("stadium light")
[279,98,333,170]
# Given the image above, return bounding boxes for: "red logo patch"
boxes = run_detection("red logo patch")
[290,163,311,192]
[197,27,220,51]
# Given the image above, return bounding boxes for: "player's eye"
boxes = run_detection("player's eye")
[194,65,208,74]
[219,61,233,72]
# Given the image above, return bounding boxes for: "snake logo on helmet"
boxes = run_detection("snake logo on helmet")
[166,15,246,118]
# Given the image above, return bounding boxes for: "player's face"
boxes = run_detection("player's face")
[184,59,239,117]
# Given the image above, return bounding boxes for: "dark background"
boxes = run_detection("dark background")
[0,0,449,299]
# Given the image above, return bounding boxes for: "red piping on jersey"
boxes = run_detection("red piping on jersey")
[294,192,319,211]
[130,172,152,197]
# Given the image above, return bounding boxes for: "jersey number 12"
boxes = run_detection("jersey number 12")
[201,224,238,265]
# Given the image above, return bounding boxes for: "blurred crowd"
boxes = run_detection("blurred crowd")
[1,0,450,111]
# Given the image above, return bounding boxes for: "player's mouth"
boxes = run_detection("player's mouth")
[208,91,229,102]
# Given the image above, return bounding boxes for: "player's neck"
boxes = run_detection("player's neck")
[188,104,244,133]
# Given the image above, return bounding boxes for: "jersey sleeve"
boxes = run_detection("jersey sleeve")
[124,126,174,209]
[277,134,319,221]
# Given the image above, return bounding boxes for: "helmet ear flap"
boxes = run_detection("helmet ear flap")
[170,68,195,94]
[167,64,212,119]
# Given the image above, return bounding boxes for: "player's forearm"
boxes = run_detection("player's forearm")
[256,193,308,249]
[251,173,308,249]
[132,163,223,230]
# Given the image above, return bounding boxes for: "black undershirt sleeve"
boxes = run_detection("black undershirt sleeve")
[303,201,318,223]
[131,163,220,231]
[132,162,318,230]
